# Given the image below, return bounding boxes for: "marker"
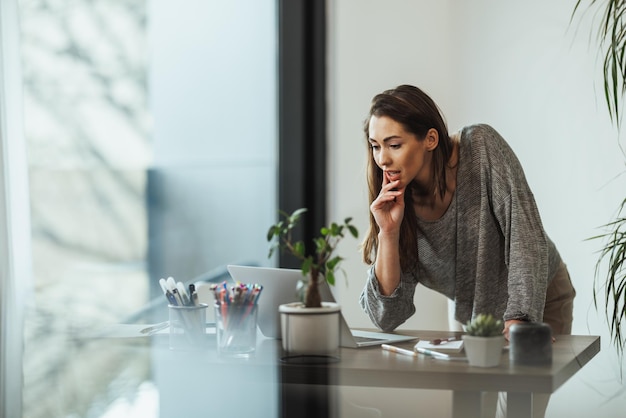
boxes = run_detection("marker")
[159,278,168,294]
[415,347,450,359]
[381,344,417,357]
[188,283,198,306]
[165,290,178,306]
[176,282,190,306]
[171,288,183,306]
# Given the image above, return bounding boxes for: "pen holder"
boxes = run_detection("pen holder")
[215,303,258,358]
[168,303,209,350]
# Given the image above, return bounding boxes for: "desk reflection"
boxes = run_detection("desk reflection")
[68,327,599,418]
[153,335,280,418]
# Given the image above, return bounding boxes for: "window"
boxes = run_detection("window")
[15,0,277,416]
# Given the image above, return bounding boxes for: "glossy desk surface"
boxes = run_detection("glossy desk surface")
[311,330,600,393]
[80,327,600,418]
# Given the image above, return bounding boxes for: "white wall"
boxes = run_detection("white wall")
[329,1,626,417]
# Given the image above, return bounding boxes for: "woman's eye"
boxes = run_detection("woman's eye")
[369,144,380,150]
[389,144,401,149]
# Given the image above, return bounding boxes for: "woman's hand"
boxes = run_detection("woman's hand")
[503,319,556,343]
[370,173,405,234]
[503,319,525,341]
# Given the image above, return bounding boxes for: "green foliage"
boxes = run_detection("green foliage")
[589,197,626,355]
[465,314,503,337]
[266,208,359,307]
[573,1,626,357]
[573,0,626,126]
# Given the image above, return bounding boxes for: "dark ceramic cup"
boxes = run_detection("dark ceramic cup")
[509,322,553,366]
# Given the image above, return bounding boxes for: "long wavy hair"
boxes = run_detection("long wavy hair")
[361,85,453,272]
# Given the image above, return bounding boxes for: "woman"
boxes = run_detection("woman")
[359,84,575,341]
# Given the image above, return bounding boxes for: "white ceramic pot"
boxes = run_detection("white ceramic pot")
[279,301,341,360]
[462,335,505,367]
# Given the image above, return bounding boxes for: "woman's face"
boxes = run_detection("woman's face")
[368,115,435,190]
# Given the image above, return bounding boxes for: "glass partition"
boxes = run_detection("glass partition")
[17,0,277,416]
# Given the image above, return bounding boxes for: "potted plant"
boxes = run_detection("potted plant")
[266,208,358,361]
[573,0,626,357]
[462,314,505,367]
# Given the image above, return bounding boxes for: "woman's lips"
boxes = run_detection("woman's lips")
[386,171,401,182]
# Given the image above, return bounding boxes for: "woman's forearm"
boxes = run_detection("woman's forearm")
[374,231,402,295]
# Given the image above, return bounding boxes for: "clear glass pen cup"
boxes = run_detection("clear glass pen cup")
[214,302,258,357]
[168,303,208,350]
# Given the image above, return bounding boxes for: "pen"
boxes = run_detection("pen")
[381,344,417,357]
[416,347,450,359]
[430,337,459,345]
[140,321,170,335]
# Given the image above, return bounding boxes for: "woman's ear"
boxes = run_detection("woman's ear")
[425,128,439,151]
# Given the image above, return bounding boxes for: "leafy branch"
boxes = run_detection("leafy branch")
[267,208,358,308]
[574,0,626,359]
[589,197,626,355]
[573,0,626,127]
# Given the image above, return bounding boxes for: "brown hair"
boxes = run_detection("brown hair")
[361,85,453,271]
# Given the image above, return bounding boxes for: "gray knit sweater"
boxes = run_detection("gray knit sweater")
[360,124,561,331]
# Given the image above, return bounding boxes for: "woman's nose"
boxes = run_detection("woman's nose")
[377,148,390,166]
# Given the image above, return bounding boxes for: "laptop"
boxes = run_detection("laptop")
[226,264,417,348]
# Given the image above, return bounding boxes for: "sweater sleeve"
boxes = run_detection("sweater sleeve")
[359,265,418,332]
[481,126,549,322]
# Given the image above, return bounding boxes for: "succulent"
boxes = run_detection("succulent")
[465,313,503,337]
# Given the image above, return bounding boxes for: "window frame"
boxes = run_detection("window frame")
[0,1,34,417]
[278,0,327,267]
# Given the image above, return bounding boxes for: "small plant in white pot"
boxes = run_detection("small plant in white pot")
[462,314,505,367]
[267,208,358,362]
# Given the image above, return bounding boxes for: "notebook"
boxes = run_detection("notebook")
[226,264,417,348]
[415,338,464,353]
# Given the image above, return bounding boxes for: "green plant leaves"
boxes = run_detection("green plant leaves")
[326,255,342,271]
[266,207,359,307]
[573,0,626,360]
[573,0,626,125]
[301,257,313,275]
[590,197,626,355]
[326,270,336,286]
[293,241,305,258]
[465,313,503,337]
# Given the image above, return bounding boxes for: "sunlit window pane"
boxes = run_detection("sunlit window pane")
[18,0,277,416]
